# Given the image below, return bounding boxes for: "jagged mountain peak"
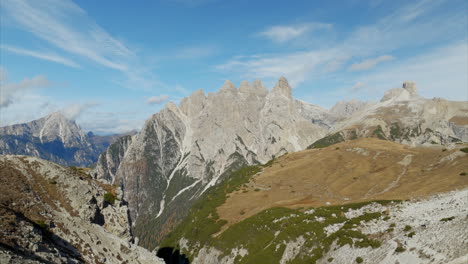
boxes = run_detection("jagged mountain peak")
[381,81,419,102]
[403,80,417,96]
[219,80,237,93]
[271,76,292,98]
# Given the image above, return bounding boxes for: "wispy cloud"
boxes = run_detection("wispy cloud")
[146,95,169,105]
[347,42,467,101]
[1,44,80,68]
[218,0,464,86]
[1,0,159,90]
[61,102,98,120]
[259,23,332,43]
[0,69,51,108]
[348,55,394,71]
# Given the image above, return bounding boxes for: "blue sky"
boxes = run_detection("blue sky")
[0,0,466,134]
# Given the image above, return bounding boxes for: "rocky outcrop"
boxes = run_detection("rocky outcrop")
[0,155,164,264]
[325,81,468,147]
[0,113,126,167]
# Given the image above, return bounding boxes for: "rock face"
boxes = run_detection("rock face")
[93,77,329,247]
[93,78,467,249]
[0,155,164,264]
[330,81,468,146]
[329,99,369,119]
[0,112,127,167]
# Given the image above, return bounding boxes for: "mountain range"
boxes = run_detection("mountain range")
[1,77,467,263]
[0,112,135,167]
[90,77,467,248]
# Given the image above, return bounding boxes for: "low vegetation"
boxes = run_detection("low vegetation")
[307,132,344,149]
[161,163,400,263]
[459,147,468,153]
[440,216,455,222]
[104,192,116,205]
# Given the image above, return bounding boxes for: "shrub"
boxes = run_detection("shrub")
[460,172,467,176]
[440,216,455,222]
[403,225,412,231]
[356,256,363,263]
[104,192,116,205]
[460,147,468,153]
[48,180,57,184]
[35,220,47,229]
[395,246,406,253]
[254,188,260,192]
[383,216,390,221]
[389,223,396,228]
[328,257,334,262]
[386,228,394,233]
[407,231,416,238]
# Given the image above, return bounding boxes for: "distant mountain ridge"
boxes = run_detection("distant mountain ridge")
[0,112,133,167]
[92,77,468,249]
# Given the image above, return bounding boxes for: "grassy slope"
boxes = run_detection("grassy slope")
[160,138,468,263]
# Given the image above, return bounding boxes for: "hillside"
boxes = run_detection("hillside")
[160,139,468,264]
[0,155,164,264]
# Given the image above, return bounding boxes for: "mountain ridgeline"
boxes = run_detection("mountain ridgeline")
[0,112,134,167]
[92,77,468,249]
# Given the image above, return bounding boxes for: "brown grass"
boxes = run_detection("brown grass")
[217,138,468,227]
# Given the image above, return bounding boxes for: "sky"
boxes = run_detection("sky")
[0,0,467,134]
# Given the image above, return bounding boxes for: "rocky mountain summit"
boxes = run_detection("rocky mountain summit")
[0,112,127,167]
[0,155,164,264]
[93,77,467,249]
[313,81,468,148]
[94,77,331,246]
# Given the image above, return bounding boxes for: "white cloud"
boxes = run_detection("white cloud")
[259,23,332,43]
[351,81,366,92]
[1,0,160,90]
[348,55,394,71]
[2,0,132,70]
[348,42,467,101]
[146,95,169,105]
[1,45,80,68]
[218,0,464,87]
[0,71,51,108]
[61,102,98,120]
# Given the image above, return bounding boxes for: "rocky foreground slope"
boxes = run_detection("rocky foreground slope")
[93,78,467,249]
[160,139,468,264]
[0,112,130,167]
[0,155,164,264]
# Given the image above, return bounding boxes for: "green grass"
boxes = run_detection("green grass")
[104,192,116,205]
[307,132,345,149]
[440,216,455,222]
[160,163,400,263]
[34,220,47,229]
[395,246,406,253]
[372,125,387,140]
